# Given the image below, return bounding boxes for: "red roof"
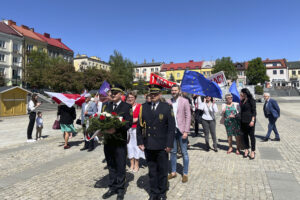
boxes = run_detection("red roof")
[11,24,46,43]
[0,22,22,37]
[263,59,287,69]
[34,32,73,52]
[161,60,203,71]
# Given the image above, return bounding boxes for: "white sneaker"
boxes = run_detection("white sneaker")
[27,139,36,143]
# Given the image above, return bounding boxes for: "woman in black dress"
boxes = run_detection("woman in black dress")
[240,88,256,159]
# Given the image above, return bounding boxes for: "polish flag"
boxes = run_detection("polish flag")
[45,91,85,108]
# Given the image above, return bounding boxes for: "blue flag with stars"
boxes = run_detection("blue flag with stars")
[181,70,222,99]
[229,81,240,103]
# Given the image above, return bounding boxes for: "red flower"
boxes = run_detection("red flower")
[111,112,117,116]
[89,116,92,119]
[100,115,106,120]
[122,118,126,122]
[94,113,98,117]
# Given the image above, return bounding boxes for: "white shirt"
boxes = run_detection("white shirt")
[199,102,218,120]
[36,117,43,127]
[171,98,179,128]
[113,100,122,110]
[195,96,202,110]
[97,101,103,114]
[28,100,37,112]
[151,102,159,111]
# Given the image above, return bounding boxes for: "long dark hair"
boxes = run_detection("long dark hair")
[31,93,38,106]
[241,88,254,101]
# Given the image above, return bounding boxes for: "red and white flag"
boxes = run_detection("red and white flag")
[150,73,177,89]
[45,91,85,108]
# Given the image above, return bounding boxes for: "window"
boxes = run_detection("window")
[177,73,180,78]
[26,44,33,52]
[203,72,206,75]
[0,40,5,48]
[298,71,300,75]
[0,68,4,75]
[136,69,139,73]
[207,72,211,76]
[155,68,158,72]
[151,68,154,72]
[273,70,277,75]
[280,70,284,74]
[13,44,19,52]
[143,69,146,73]
[0,54,5,62]
[292,71,296,75]
[13,57,18,63]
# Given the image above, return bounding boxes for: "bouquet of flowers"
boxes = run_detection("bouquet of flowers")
[86,112,128,144]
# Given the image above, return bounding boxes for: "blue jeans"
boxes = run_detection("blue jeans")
[170,129,189,175]
[265,116,280,139]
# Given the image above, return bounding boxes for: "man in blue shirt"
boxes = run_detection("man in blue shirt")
[263,93,280,142]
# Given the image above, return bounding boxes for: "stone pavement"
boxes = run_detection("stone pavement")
[0,103,300,200]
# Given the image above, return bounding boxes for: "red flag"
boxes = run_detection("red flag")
[150,73,177,89]
[45,92,85,107]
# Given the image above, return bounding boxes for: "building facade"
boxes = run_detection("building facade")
[287,61,300,89]
[235,62,247,86]
[133,62,164,82]
[264,59,289,86]
[73,54,110,72]
[0,22,23,86]
[161,60,207,84]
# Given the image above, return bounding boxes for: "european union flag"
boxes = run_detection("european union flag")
[181,70,222,99]
[229,81,240,103]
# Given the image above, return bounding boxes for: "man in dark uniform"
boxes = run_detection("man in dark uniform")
[101,84,132,200]
[137,84,175,200]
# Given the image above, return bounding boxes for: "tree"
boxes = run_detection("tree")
[134,78,148,94]
[246,57,269,85]
[109,50,134,89]
[81,67,112,91]
[212,57,237,80]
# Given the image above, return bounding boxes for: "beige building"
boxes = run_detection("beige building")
[73,54,110,71]
[133,61,164,82]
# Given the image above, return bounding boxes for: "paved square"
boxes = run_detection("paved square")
[0,100,300,199]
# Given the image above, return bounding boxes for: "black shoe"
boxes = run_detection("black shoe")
[271,138,280,141]
[88,141,95,152]
[213,148,218,152]
[205,146,210,152]
[102,189,117,199]
[158,195,167,200]
[149,195,157,200]
[80,141,89,151]
[262,137,269,142]
[117,193,124,200]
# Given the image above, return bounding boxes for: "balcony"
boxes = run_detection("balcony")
[289,75,299,80]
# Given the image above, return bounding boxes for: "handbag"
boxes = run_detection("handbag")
[52,119,60,129]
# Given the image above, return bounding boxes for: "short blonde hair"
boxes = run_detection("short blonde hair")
[225,94,233,99]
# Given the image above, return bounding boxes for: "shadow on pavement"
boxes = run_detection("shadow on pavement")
[94,172,134,189]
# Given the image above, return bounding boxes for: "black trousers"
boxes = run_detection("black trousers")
[241,122,256,151]
[194,110,201,135]
[145,149,168,197]
[104,144,127,194]
[27,112,36,139]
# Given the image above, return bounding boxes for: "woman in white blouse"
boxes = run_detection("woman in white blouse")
[199,96,218,152]
[27,94,41,142]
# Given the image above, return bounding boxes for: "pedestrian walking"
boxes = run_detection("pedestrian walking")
[199,96,218,152]
[263,93,280,141]
[167,85,191,183]
[240,88,256,159]
[27,93,41,142]
[137,84,175,200]
[57,104,76,149]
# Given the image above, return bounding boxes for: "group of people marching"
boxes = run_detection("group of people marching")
[26,83,281,200]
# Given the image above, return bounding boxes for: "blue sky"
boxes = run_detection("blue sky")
[2,0,300,63]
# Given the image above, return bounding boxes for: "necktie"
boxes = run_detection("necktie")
[113,103,117,110]
[152,103,155,111]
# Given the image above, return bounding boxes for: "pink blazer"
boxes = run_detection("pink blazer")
[167,96,191,134]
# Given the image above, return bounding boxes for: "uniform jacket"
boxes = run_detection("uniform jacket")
[264,98,280,118]
[102,101,133,146]
[81,101,97,125]
[137,102,175,150]
[167,96,191,134]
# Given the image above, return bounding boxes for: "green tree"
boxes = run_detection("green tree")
[212,57,237,80]
[246,57,269,85]
[134,78,148,94]
[81,67,112,91]
[109,50,134,89]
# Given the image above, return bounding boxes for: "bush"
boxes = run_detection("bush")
[255,85,263,95]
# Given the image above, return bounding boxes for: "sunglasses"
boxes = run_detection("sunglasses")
[111,91,121,95]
